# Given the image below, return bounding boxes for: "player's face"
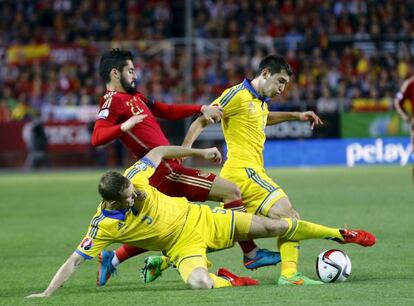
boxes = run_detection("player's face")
[262,70,290,98]
[119,182,136,209]
[120,60,137,94]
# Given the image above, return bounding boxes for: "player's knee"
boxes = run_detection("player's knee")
[223,181,241,202]
[187,269,213,289]
[282,206,300,219]
[265,218,288,236]
[268,206,300,220]
[291,209,300,219]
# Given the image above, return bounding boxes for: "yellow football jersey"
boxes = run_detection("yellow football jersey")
[76,157,190,259]
[211,79,269,170]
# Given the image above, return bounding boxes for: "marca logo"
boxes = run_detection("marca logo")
[45,125,90,144]
[346,138,413,167]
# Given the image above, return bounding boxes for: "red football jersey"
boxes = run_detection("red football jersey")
[92,90,202,159]
[400,78,414,117]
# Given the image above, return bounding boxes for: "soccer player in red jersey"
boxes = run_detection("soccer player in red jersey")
[92,49,281,286]
[394,76,414,182]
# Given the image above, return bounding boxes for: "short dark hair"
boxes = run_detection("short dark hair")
[98,171,131,201]
[258,55,293,77]
[99,49,134,83]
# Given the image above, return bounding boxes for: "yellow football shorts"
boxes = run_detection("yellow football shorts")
[166,205,252,282]
[220,167,288,216]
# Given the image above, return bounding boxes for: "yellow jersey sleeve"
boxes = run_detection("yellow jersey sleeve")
[75,234,112,260]
[123,157,156,189]
[211,84,243,118]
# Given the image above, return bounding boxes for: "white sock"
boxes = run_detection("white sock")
[244,247,259,259]
[111,253,120,267]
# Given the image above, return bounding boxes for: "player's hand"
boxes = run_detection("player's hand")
[201,105,223,124]
[299,111,323,129]
[121,114,148,132]
[26,292,50,298]
[202,147,222,164]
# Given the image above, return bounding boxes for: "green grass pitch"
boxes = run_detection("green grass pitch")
[0,166,413,305]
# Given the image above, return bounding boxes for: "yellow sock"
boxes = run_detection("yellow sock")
[209,273,232,288]
[282,218,342,241]
[160,256,171,271]
[278,238,299,278]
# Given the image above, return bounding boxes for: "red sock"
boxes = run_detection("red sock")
[238,240,257,254]
[224,200,257,254]
[224,199,246,212]
[115,244,147,263]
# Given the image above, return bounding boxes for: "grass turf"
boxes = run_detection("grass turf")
[0,165,413,305]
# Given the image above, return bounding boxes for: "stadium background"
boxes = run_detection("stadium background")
[0,0,412,168]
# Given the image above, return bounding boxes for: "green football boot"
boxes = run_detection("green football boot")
[278,272,323,285]
[140,256,171,283]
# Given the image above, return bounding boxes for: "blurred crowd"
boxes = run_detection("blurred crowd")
[3,0,413,44]
[1,0,414,123]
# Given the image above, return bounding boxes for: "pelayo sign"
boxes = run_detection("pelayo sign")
[261,137,413,167]
[346,138,412,166]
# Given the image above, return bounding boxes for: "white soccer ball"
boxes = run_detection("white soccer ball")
[316,249,352,283]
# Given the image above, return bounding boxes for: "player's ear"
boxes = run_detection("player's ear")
[262,68,269,80]
[111,68,120,80]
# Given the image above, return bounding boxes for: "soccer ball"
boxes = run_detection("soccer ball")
[316,249,351,283]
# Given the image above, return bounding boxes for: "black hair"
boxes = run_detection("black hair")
[99,48,134,83]
[98,171,130,201]
[258,54,293,76]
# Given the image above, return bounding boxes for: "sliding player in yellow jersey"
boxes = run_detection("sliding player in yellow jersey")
[27,145,375,298]
[178,54,328,285]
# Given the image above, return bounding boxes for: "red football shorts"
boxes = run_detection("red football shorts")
[149,160,216,202]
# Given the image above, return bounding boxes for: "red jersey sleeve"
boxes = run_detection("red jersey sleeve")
[91,120,122,146]
[145,98,202,120]
[91,93,124,146]
[398,78,414,101]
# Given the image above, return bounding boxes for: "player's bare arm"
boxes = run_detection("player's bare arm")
[200,105,223,124]
[182,115,215,148]
[145,146,222,167]
[26,252,85,298]
[120,114,148,132]
[267,111,323,129]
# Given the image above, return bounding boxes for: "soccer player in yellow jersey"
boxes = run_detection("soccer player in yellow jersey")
[27,145,375,298]
[180,54,329,285]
